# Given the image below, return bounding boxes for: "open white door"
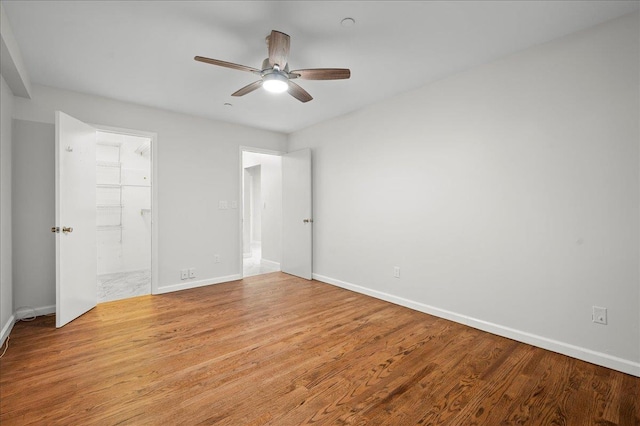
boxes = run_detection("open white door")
[282,148,312,280]
[55,111,97,327]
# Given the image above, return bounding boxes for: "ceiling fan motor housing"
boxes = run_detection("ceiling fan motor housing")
[261,58,289,74]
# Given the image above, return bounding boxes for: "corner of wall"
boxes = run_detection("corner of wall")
[313,274,640,377]
[0,73,14,345]
[1,3,32,98]
[0,314,14,346]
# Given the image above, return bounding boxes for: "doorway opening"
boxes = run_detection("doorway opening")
[96,130,152,302]
[242,150,282,277]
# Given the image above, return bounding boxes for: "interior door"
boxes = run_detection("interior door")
[282,148,312,279]
[55,111,97,327]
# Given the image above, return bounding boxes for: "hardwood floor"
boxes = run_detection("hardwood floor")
[1,272,638,425]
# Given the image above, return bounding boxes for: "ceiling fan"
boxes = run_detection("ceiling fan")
[195,30,350,103]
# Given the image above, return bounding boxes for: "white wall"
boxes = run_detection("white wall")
[12,84,287,300]
[119,134,152,273]
[247,165,262,243]
[288,13,640,375]
[259,154,282,265]
[0,74,13,342]
[243,151,282,265]
[12,119,55,312]
[242,169,251,256]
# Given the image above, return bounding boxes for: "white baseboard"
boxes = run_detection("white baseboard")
[37,305,56,315]
[1,304,56,347]
[155,274,242,294]
[15,305,55,319]
[1,314,15,346]
[313,273,640,377]
[260,259,281,270]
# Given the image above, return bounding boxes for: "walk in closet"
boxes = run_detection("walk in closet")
[96,131,152,302]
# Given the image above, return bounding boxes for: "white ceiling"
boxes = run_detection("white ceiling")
[3,1,638,134]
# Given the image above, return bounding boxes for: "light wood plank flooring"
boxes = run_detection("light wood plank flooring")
[1,272,638,425]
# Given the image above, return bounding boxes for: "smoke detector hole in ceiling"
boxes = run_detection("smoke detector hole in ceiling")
[341,18,356,27]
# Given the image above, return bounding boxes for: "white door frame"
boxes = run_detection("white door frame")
[93,124,159,295]
[238,146,284,277]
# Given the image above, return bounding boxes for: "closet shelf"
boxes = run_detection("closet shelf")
[96,161,122,168]
[97,141,122,147]
[97,204,124,209]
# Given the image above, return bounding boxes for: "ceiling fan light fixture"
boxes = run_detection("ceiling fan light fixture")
[263,72,289,93]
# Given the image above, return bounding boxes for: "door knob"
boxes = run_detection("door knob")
[62,226,73,234]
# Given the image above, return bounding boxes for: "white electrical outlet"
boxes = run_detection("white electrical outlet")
[214,254,220,263]
[230,200,238,209]
[218,200,228,209]
[180,269,188,280]
[592,306,607,325]
[394,266,400,278]
[189,268,196,278]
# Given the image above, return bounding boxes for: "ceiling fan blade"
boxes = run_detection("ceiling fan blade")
[268,30,290,69]
[194,56,260,74]
[288,81,313,103]
[231,80,263,97]
[290,68,351,80]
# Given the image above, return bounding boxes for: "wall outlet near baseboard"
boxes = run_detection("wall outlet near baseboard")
[189,268,196,278]
[180,269,188,280]
[592,306,607,325]
[214,254,220,263]
[393,266,400,278]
